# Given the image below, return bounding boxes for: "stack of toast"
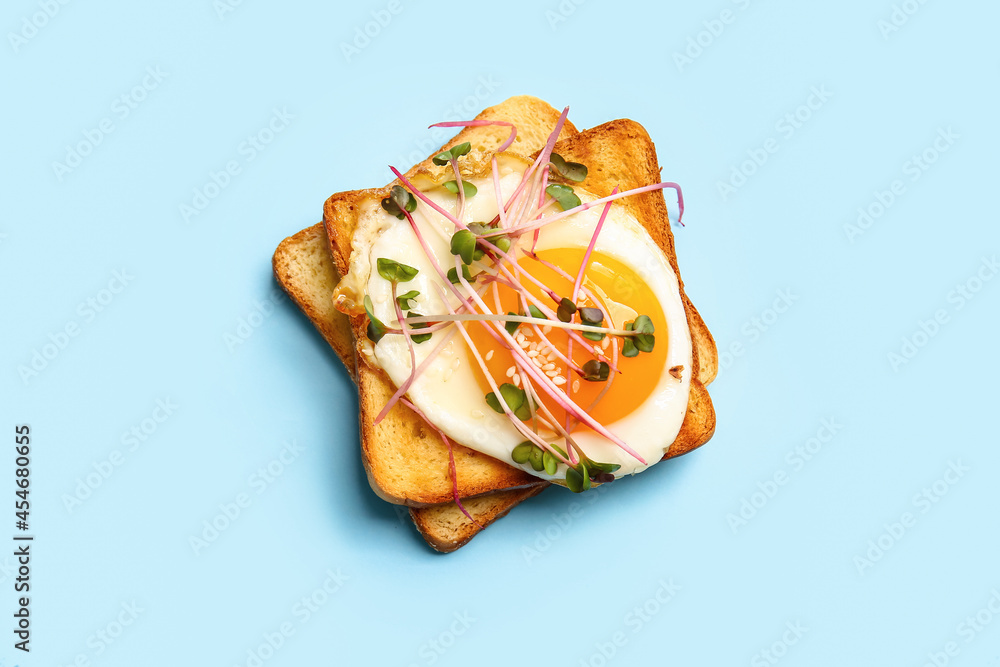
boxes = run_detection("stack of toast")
[272,96,718,552]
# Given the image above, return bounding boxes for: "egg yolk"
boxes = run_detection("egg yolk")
[466,248,668,432]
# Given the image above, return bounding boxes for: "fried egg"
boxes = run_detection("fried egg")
[340,154,692,482]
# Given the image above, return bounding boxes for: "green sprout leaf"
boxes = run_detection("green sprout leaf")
[556,297,577,323]
[468,222,511,254]
[545,184,582,211]
[632,315,655,353]
[579,307,604,325]
[528,446,545,472]
[449,229,483,265]
[511,442,533,464]
[622,321,638,357]
[446,264,473,284]
[485,383,531,420]
[363,295,386,343]
[581,360,610,382]
[587,460,621,474]
[549,152,588,183]
[432,141,472,166]
[443,180,478,197]
[404,313,432,344]
[376,258,419,283]
[542,450,558,475]
[579,307,606,341]
[505,311,520,335]
[396,290,419,310]
[528,304,547,320]
[566,463,591,493]
[380,185,417,219]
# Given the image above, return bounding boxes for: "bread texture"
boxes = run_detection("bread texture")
[322,97,717,507]
[275,95,718,550]
[323,97,579,506]
[273,224,547,551]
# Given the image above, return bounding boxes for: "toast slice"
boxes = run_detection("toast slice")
[272,219,714,551]
[322,97,718,506]
[323,97,579,505]
[273,224,548,551]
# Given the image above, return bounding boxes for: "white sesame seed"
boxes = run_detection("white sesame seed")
[553,376,566,386]
[450,358,460,371]
[506,366,516,378]
[572,380,581,393]
[602,337,610,350]
[543,326,553,335]
[442,368,454,382]
[545,369,559,378]
[542,363,556,371]
[485,350,495,361]
[527,350,539,358]
[512,373,521,386]
[523,329,534,338]
[471,409,484,419]
[516,333,525,345]
[593,345,602,354]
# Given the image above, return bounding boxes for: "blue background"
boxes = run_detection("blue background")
[3,0,999,665]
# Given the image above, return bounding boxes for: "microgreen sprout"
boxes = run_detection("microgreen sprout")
[444,180,477,197]
[581,360,610,382]
[544,183,582,211]
[380,185,416,220]
[364,295,386,343]
[447,265,473,284]
[396,290,419,310]
[405,313,432,344]
[549,152,588,182]
[622,315,655,357]
[432,141,472,165]
[556,297,577,323]
[377,258,419,283]
[450,229,485,265]
[485,383,532,421]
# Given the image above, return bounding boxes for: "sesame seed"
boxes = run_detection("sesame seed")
[516,333,526,345]
[471,409,484,419]
[485,350,495,361]
[506,366,516,378]
[527,350,539,358]
[543,326,553,335]
[553,376,567,386]
[512,373,521,386]
[542,363,556,371]
[572,380,581,393]
[545,369,559,378]
[442,368,454,382]
[450,358,460,370]
[602,337,610,350]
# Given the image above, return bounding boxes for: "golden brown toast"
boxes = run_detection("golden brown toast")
[272,218,712,551]
[321,97,717,507]
[273,224,549,551]
[323,97,578,505]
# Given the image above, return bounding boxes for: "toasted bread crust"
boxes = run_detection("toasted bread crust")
[274,227,545,548]
[322,98,578,505]
[319,96,717,506]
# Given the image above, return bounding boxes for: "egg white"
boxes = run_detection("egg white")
[362,161,692,480]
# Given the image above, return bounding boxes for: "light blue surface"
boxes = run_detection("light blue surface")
[3,0,999,664]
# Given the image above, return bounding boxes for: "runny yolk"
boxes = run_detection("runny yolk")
[465,247,668,431]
